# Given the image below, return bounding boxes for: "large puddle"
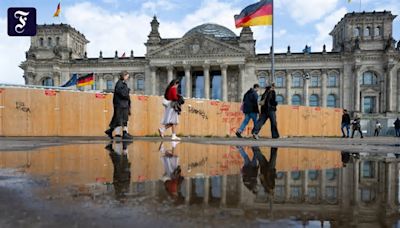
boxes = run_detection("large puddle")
[1,141,400,227]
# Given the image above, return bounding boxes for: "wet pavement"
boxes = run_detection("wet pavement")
[1,140,400,227]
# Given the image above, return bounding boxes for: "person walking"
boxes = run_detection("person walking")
[394,117,400,137]
[105,71,133,140]
[251,146,278,197]
[158,79,184,141]
[341,109,351,138]
[374,120,382,136]
[252,83,280,140]
[236,84,260,138]
[351,114,363,138]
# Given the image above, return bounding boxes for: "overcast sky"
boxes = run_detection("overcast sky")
[1,0,399,84]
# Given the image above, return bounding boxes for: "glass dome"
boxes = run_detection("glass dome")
[184,23,237,38]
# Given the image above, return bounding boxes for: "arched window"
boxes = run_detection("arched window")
[275,76,285,88]
[308,170,319,181]
[42,77,54,86]
[276,95,284,104]
[327,72,338,87]
[292,94,301,106]
[310,74,320,87]
[327,94,337,108]
[361,71,378,85]
[136,78,145,91]
[309,94,319,107]
[292,72,302,88]
[374,26,381,36]
[291,171,301,180]
[106,80,113,90]
[48,37,52,47]
[258,72,268,88]
[56,37,60,46]
[354,27,361,37]
[39,37,44,46]
[276,172,285,180]
[365,26,371,36]
[362,161,375,178]
[326,169,337,181]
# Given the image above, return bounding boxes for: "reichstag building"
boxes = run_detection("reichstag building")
[21,11,400,117]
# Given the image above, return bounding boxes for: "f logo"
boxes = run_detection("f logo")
[8,7,37,36]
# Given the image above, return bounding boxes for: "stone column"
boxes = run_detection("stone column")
[321,70,327,107]
[99,73,104,91]
[303,74,309,106]
[203,64,210,99]
[239,64,245,100]
[398,73,400,113]
[184,65,191,98]
[386,66,394,112]
[203,176,210,205]
[221,64,228,101]
[150,66,157,95]
[339,69,345,108]
[221,175,227,206]
[53,72,61,86]
[286,71,292,105]
[185,177,191,205]
[353,160,360,205]
[354,70,361,112]
[167,65,174,83]
[129,74,134,92]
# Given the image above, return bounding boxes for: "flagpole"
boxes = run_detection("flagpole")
[271,0,275,83]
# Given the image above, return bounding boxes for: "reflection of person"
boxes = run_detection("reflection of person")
[236,146,259,194]
[159,142,184,202]
[341,151,350,167]
[351,114,363,138]
[105,71,133,140]
[341,109,351,138]
[394,118,400,137]
[251,147,278,195]
[105,141,132,200]
[374,121,382,136]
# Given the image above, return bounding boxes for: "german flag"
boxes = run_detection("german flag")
[234,0,272,28]
[77,73,94,87]
[53,2,61,17]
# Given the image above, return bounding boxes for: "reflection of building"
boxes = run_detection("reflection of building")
[21,11,400,119]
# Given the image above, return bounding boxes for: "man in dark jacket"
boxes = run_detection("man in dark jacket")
[394,117,400,137]
[105,71,133,140]
[252,146,277,197]
[252,83,280,139]
[236,84,260,138]
[341,109,351,138]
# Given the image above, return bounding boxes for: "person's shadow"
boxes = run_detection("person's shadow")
[105,141,132,201]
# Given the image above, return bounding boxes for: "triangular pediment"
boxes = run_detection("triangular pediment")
[148,34,247,58]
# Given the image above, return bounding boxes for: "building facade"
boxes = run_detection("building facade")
[21,11,400,119]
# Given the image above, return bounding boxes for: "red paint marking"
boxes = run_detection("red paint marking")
[137,96,149,101]
[0,89,4,94]
[45,90,57,96]
[314,107,321,111]
[220,104,230,112]
[292,106,299,110]
[335,109,342,113]
[210,101,219,106]
[95,93,106,99]
[95,177,107,183]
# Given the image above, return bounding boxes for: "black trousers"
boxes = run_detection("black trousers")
[109,107,129,129]
[351,128,363,138]
[252,110,280,138]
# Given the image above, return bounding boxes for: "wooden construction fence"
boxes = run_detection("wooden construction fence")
[0,87,343,137]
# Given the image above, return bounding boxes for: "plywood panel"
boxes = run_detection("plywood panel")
[59,91,81,136]
[0,88,5,136]
[30,89,59,136]
[2,88,30,136]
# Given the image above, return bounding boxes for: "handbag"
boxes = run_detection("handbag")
[162,98,171,107]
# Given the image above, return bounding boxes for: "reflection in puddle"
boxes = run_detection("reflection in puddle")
[0,141,399,226]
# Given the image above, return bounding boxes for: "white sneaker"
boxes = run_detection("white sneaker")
[158,128,164,138]
[171,135,181,141]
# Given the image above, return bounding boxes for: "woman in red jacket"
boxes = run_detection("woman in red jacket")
[159,79,181,140]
